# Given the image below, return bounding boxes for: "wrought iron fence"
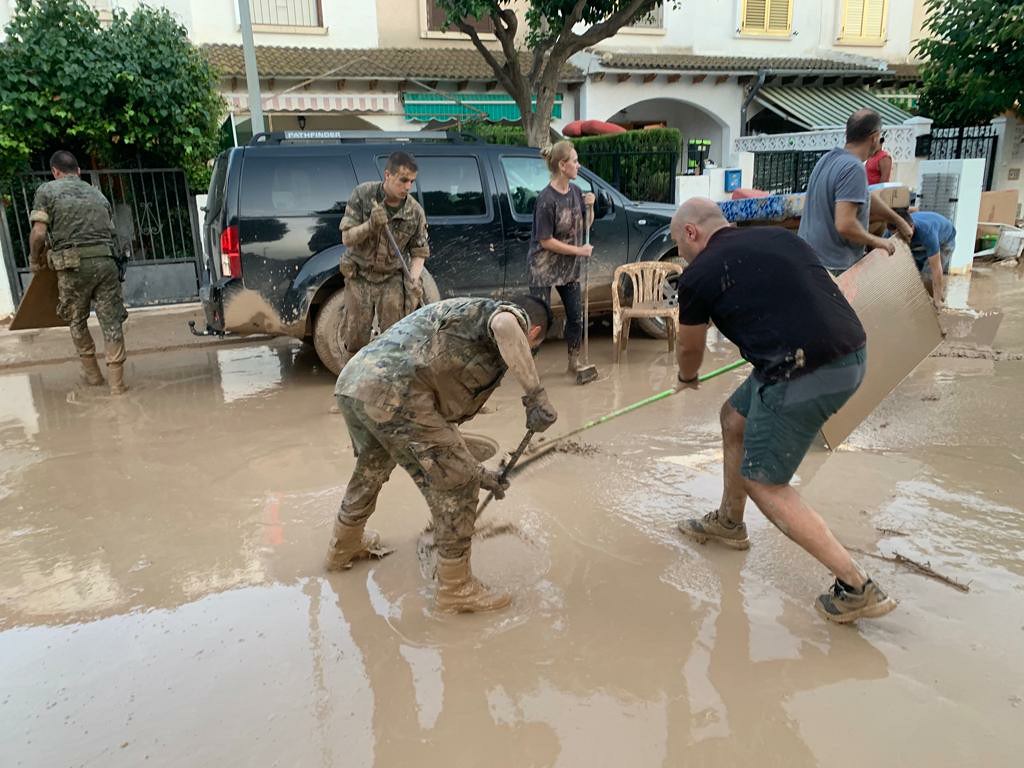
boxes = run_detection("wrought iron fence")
[928,125,999,191]
[576,150,678,203]
[752,150,828,195]
[2,168,202,305]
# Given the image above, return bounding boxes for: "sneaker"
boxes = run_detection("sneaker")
[815,578,897,624]
[677,509,750,550]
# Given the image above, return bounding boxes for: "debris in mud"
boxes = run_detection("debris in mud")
[875,527,909,537]
[930,343,1024,361]
[849,546,971,592]
[554,440,599,457]
[921,394,941,402]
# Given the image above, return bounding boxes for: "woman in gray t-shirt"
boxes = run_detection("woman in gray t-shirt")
[528,140,595,373]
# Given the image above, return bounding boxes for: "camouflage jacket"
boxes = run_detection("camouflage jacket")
[339,181,429,279]
[29,176,115,253]
[335,297,528,423]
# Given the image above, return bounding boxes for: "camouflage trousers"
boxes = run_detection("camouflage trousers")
[336,395,480,560]
[56,257,128,362]
[340,273,407,357]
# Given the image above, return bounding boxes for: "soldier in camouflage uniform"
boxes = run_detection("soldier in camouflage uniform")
[338,150,429,368]
[28,151,129,394]
[327,296,558,614]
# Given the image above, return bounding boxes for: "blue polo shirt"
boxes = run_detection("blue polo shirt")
[909,211,956,269]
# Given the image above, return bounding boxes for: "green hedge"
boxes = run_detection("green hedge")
[573,128,681,203]
[464,122,528,146]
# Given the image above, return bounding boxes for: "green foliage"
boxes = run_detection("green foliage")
[573,129,681,203]
[915,0,1024,125]
[464,121,528,145]
[0,0,223,190]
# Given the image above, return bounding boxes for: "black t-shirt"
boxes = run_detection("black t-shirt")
[677,226,865,381]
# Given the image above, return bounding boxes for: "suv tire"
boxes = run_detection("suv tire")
[313,269,442,375]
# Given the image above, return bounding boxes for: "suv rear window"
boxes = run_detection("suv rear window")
[375,155,487,218]
[240,156,357,217]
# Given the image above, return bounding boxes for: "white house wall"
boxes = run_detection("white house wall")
[583,76,743,165]
[601,0,918,63]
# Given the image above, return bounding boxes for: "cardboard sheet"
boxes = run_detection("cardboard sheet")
[9,268,66,331]
[821,242,943,449]
[978,189,1019,226]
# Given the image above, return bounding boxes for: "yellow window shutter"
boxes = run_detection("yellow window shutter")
[767,0,792,33]
[862,0,887,38]
[743,0,768,31]
[843,0,866,37]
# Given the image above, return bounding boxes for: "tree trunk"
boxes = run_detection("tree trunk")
[520,78,560,148]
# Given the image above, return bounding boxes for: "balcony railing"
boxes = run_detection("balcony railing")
[249,0,322,27]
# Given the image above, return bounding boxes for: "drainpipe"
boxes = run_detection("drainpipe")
[740,70,767,136]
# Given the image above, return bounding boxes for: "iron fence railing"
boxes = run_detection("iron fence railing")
[928,125,999,191]
[752,150,828,195]
[577,150,678,203]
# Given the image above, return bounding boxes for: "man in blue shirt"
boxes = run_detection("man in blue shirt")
[903,211,955,308]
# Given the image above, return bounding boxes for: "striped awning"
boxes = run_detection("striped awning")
[755,86,913,129]
[404,92,563,122]
[225,92,400,113]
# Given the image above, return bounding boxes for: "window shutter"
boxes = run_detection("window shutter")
[743,0,768,30]
[767,0,791,33]
[862,0,887,38]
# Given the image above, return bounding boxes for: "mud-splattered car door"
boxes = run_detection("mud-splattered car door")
[371,153,505,299]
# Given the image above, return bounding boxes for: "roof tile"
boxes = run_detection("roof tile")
[203,44,584,81]
[598,52,889,74]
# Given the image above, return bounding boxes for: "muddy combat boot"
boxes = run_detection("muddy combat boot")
[325,518,393,571]
[678,509,750,550]
[79,355,106,386]
[435,553,511,614]
[107,363,128,395]
[815,578,897,624]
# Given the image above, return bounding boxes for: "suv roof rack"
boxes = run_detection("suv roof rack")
[248,130,484,146]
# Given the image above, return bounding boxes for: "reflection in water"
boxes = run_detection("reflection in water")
[216,346,284,403]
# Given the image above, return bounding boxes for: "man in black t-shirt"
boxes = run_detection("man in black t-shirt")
[670,197,896,624]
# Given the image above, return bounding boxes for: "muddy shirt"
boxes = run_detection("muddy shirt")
[29,176,115,252]
[678,226,866,382]
[339,181,429,279]
[335,297,528,423]
[528,183,585,288]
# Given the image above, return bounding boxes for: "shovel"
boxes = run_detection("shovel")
[576,202,599,385]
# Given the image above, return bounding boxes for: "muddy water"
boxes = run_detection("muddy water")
[2,268,1023,767]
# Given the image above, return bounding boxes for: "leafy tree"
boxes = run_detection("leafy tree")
[0,0,223,189]
[915,0,1024,125]
[436,1,667,147]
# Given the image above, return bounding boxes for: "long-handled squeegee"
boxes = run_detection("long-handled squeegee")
[478,357,749,515]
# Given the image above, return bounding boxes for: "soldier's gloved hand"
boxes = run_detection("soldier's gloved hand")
[522,387,557,432]
[479,467,510,499]
[369,203,389,232]
[405,276,424,304]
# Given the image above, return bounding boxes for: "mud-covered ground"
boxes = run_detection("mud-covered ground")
[2,267,1023,767]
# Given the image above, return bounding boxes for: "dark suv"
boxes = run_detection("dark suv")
[199,130,680,373]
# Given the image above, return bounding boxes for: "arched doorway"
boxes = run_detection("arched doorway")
[606,98,731,168]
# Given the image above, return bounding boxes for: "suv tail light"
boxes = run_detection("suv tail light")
[220,225,241,277]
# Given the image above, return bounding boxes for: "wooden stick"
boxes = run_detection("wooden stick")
[848,546,971,593]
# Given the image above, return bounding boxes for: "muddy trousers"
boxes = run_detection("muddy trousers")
[531,282,583,353]
[340,273,407,360]
[56,257,128,363]
[336,396,480,560]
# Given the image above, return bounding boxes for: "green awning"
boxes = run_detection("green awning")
[755,86,912,129]
[404,92,563,122]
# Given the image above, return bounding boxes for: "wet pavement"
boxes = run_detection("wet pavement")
[2,266,1023,767]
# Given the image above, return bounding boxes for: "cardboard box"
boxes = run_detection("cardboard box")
[820,241,943,449]
[978,189,1019,226]
[874,184,911,209]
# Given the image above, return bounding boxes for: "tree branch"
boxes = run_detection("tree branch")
[454,18,517,98]
[566,0,655,53]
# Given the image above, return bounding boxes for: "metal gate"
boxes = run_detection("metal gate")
[752,150,827,195]
[927,125,999,191]
[2,168,204,307]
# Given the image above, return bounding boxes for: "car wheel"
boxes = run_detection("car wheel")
[636,252,686,339]
[313,288,346,375]
[312,268,442,376]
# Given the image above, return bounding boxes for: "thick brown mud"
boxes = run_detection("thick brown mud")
[2,268,1023,766]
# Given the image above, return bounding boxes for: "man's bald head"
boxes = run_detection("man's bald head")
[670,197,730,263]
[846,108,882,145]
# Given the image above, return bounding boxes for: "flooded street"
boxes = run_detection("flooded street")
[3,266,1023,767]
